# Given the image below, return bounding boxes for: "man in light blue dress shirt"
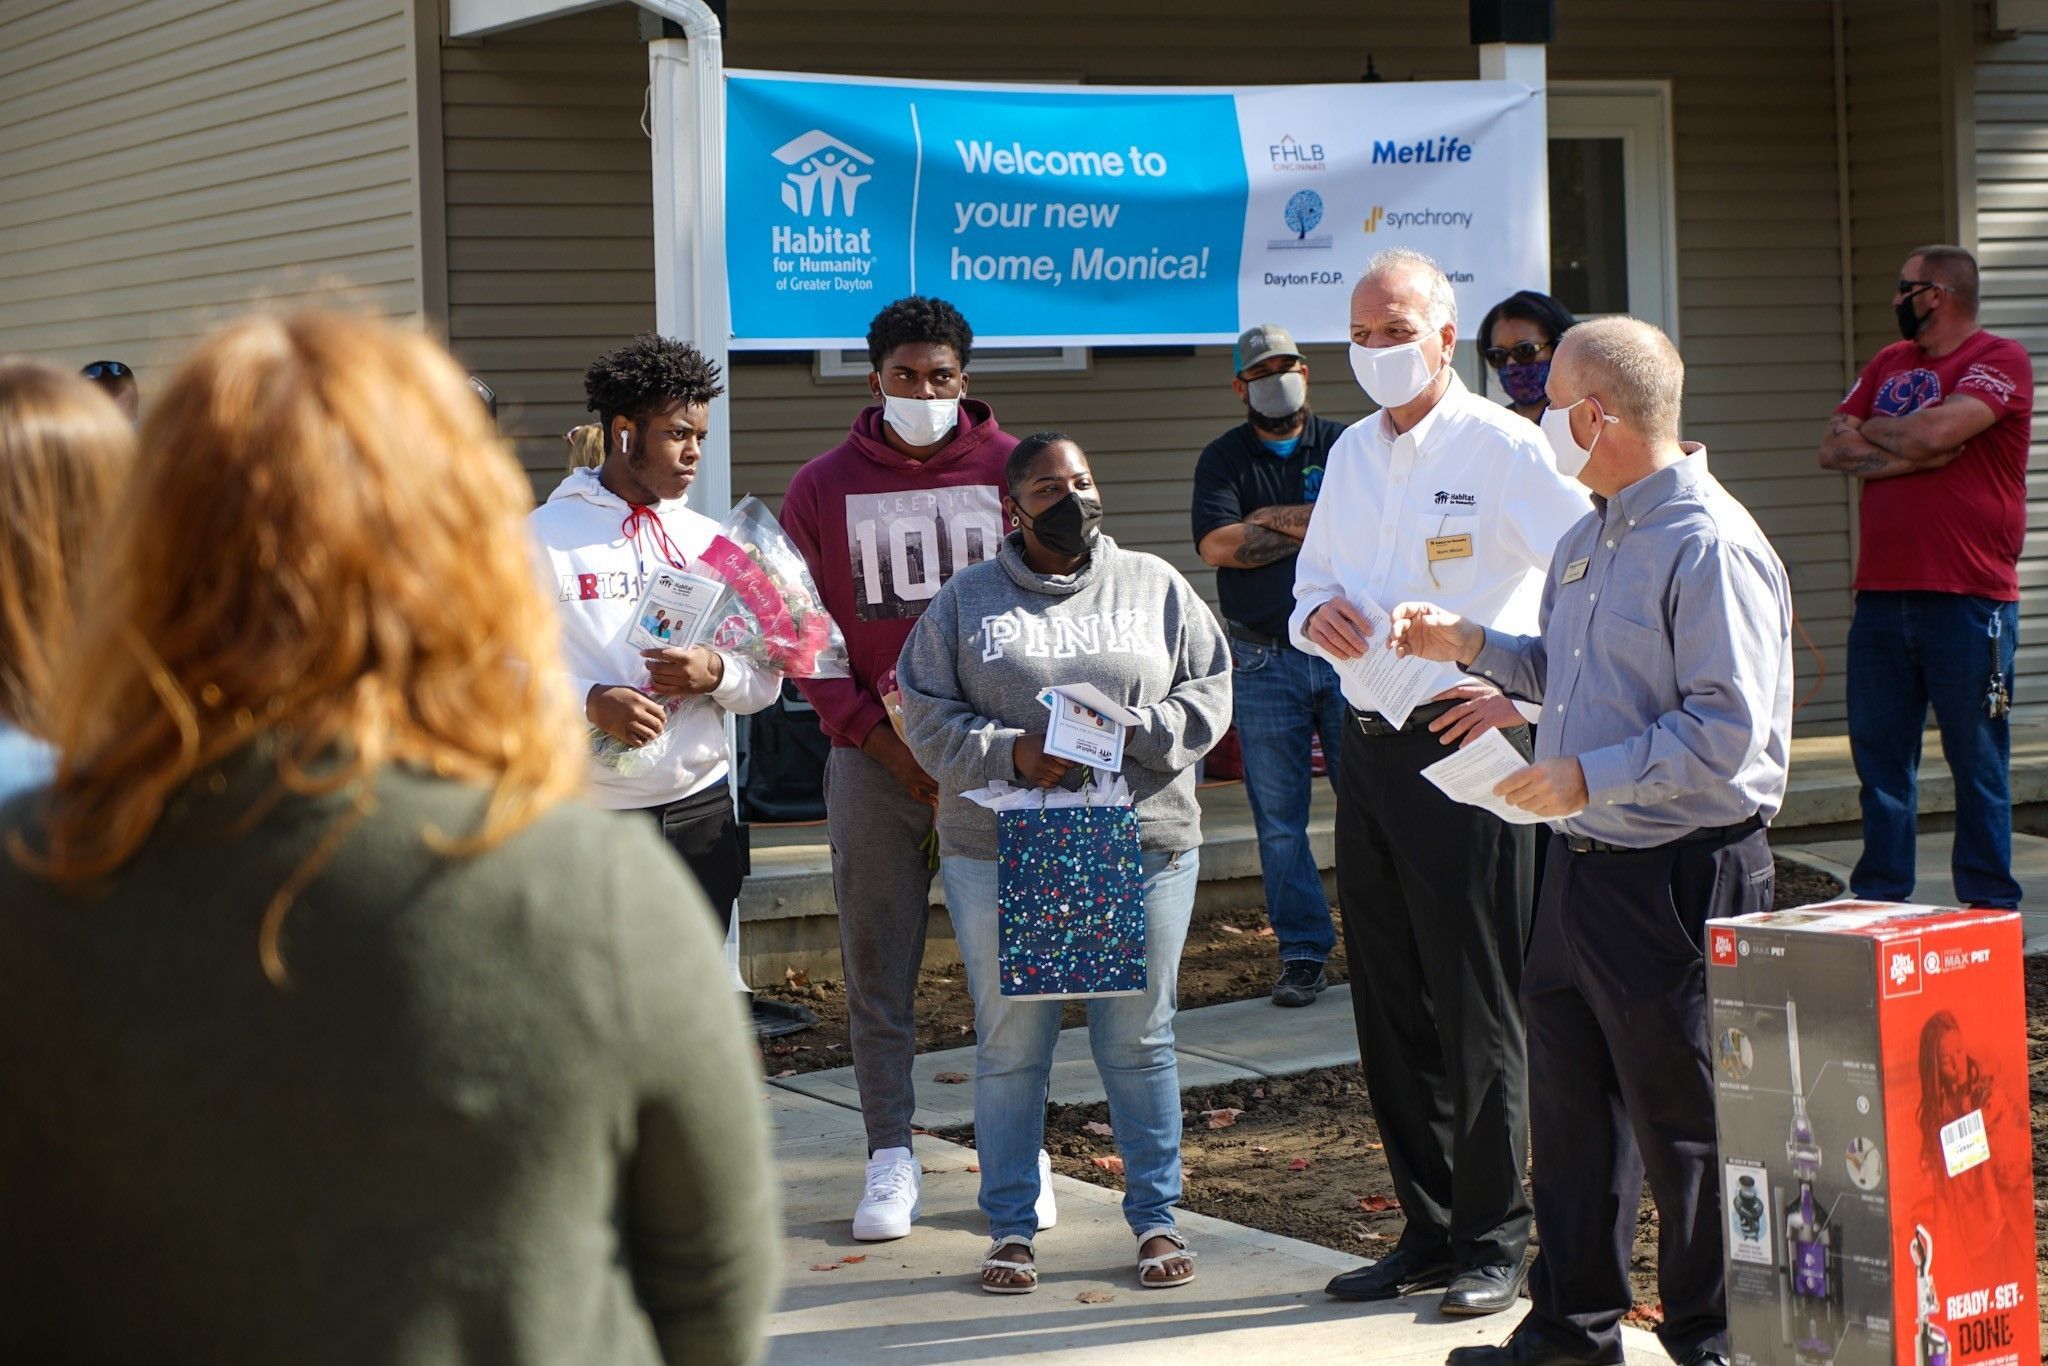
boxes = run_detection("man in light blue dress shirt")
[1392,317,1792,1366]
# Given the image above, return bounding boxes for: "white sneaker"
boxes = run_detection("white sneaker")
[852,1146,921,1241]
[1035,1148,1058,1231]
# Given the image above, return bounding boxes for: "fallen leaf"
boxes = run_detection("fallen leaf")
[840,1255,867,1264]
[1083,1121,1115,1138]
[1357,1194,1400,1213]
[1202,1107,1244,1129]
[1092,1155,1126,1175]
[773,1069,797,1078]
[1622,1303,1665,1329]
[1253,1086,1265,1100]
[933,1070,971,1084]
[1289,1157,1313,1172]
[809,1262,841,1272]
[1367,1142,1383,1151]
[1251,1145,1271,1155]
[785,966,811,988]
[965,1164,980,1172]
[956,1024,973,1035]
[1218,924,1245,935]
[1256,926,1275,937]
[1076,1289,1116,1304]
[1182,1165,1198,1179]
[911,1126,933,1136]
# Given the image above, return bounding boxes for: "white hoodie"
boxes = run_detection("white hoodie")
[529,467,779,810]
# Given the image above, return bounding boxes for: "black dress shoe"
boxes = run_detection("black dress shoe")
[1438,1260,1528,1316]
[1675,1350,1728,1366]
[1324,1244,1457,1300]
[1446,1324,1613,1365]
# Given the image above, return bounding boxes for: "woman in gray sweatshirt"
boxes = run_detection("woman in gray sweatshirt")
[896,431,1230,1296]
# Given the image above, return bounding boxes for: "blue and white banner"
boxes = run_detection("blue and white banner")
[724,71,1545,349]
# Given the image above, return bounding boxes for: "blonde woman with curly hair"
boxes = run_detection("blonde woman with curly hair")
[0,362,133,803]
[0,313,778,1366]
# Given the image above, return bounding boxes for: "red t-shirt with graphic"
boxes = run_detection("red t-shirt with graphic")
[1837,329,2034,600]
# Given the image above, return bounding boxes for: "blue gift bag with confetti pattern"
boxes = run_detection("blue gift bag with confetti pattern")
[994,798,1147,999]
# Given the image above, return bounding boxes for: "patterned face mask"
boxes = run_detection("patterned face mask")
[1497,359,1551,407]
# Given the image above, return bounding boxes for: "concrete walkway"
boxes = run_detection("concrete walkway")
[766,992,1669,1364]
[766,1086,1668,1364]
[1774,830,2048,949]
[776,988,1364,1132]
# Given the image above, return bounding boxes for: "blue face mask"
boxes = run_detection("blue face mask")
[1258,433,1302,457]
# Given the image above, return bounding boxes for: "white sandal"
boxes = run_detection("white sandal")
[1135,1226,1196,1289]
[979,1234,1039,1295]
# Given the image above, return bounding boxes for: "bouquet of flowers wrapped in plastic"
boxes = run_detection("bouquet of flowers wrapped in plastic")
[691,496,850,679]
[589,688,690,777]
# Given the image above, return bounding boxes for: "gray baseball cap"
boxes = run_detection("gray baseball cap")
[1233,323,1302,376]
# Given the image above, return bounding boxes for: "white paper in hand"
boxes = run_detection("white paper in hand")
[1328,593,1437,728]
[1039,684,1143,771]
[1419,728,1577,825]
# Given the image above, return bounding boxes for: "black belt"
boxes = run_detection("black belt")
[1226,623,1287,649]
[1348,700,1461,737]
[1560,814,1763,856]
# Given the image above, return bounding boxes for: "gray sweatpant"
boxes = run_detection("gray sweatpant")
[825,744,939,1155]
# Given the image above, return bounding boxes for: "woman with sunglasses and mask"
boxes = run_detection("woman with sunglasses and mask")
[1477,290,1578,424]
[896,431,1231,1297]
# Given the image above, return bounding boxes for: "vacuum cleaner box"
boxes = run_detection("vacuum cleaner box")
[1706,902,2036,1366]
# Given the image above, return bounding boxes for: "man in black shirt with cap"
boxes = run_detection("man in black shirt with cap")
[1192,324,1349,1007]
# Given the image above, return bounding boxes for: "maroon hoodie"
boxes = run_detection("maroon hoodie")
[783,400,1016,748]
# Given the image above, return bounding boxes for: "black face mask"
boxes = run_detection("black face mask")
[1022,491,1103,560]
[1896,288,1932,342]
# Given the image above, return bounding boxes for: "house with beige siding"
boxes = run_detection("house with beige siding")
[4,0,2046,733]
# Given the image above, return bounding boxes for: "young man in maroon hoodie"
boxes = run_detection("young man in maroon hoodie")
[783,297,1025,1241]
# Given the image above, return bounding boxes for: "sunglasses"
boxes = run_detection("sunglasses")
[1481,340,1552,367]
[1896,279,1948,298]
[81,360,132,380]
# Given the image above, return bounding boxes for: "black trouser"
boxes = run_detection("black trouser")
[643,782,746,935]
[1335,709,1534,1269]
[1522,824,1772,1362]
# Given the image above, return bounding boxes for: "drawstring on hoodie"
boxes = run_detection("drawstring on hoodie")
[622,503,688,572]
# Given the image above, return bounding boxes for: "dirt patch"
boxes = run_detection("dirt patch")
[755,901,1350,1076]
[756,856,1840,1076]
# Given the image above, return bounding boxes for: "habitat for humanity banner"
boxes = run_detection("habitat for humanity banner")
[723,71,1545,349]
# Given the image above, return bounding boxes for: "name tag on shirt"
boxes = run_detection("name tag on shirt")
[1561,556,1590,584]
[1425,533,1473,563]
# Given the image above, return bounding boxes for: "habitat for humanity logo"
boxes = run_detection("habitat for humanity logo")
[1269,134,1325,172]
[767,128,877,297]
[772,130,874,217]
[1269,190,1331,251]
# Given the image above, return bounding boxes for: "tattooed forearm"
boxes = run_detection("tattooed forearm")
[1233,524,1302,567]
[1245,502,1314,536]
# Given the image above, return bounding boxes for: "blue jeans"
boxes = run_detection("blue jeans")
[942,848,1199,1241]
[1847,591,2021,908]
[1229,637,1345,962]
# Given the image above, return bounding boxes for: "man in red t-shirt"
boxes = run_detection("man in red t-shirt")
[1819,244,2034,908]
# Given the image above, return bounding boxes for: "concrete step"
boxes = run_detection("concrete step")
[739,723,2048,984]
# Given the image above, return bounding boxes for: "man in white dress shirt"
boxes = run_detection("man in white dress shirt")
[1293,249,1590,1316]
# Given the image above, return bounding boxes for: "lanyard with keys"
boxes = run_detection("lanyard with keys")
[1986,613,2011,720]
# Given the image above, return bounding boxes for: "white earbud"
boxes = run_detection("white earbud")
[619,429,630,454]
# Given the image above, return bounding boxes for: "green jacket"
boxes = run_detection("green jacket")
[0,757,777,1365]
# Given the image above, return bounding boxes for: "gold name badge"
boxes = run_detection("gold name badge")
[1561,557,1591,584]
[1425,533,1474,563]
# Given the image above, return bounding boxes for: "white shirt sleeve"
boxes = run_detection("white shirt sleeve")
[1288,424,1357,659]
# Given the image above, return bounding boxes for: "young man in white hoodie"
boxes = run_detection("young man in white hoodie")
[530,335,779,929]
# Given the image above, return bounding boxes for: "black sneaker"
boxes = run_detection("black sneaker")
[1271,960,1327,1007]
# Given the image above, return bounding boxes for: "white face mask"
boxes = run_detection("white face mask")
[1540,396,1617,481]
[1349,339,1443,409]
[878,392,959,448]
